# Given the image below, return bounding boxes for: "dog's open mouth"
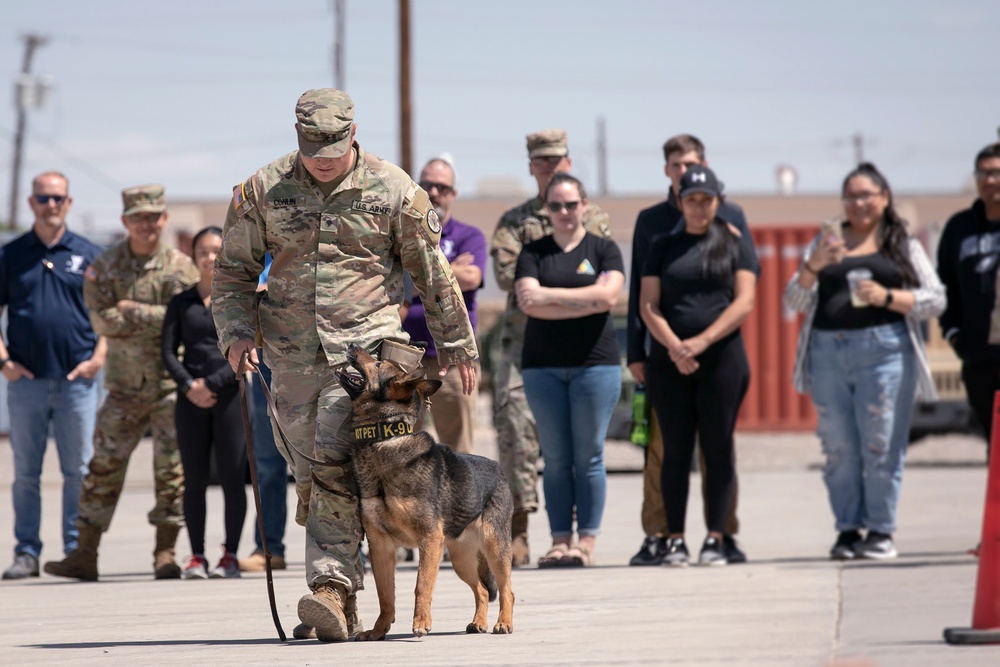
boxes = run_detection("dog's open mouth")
[336,367,365,392]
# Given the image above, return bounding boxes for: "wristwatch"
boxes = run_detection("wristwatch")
[182,378,194,394]
[884,290,894,308]
[0,358,9,369]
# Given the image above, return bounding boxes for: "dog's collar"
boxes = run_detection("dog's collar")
[349,417,415,444]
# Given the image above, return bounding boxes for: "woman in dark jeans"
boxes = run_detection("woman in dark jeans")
[162,226,246,579]
[640,165,757,567]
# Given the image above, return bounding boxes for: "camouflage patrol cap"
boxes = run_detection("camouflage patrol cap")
[526,129,568,159]
[121,184,166,216]
[295,88,355,159]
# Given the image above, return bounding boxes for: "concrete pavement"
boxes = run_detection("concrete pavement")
[1,426,999,666]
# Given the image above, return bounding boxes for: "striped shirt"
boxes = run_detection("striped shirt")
[784,235,946,402]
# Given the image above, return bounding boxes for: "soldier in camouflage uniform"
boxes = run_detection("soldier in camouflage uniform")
[45,185,199,582]
[212,89,478,643]
[490,129,613,567]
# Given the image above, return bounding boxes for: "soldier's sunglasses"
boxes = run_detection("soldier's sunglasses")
[546,201,581,213]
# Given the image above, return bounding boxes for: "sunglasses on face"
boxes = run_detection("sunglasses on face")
[531,156,563,167]
[418,181,454,196]
[546,201,581,213]
[33,194,67,205]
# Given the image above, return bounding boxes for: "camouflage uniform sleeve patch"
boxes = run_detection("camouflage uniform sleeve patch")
[232,181,255,217]
[405,186,441,245]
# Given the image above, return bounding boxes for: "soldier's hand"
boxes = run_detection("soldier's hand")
[446,360,478,396]
[227,339,258,374]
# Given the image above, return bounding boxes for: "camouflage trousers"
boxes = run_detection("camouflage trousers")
[268,348,364,595]
[415,356,480,455]
[76,389,184,532]
[493,336,539,513]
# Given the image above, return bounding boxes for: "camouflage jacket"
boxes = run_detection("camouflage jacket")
[490,195,613,336]
[84,240,199,395]
[213,144,478,368]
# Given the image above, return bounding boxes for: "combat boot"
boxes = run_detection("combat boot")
[43,524,101,581]
[153,524,182,579]
[511,510,530,567]
[293,592,364,640]
[297,582,351,642]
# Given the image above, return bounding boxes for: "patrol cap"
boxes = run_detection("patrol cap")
[121,184,166,216]
[295,89,355,159]
[678,165,724,199]
[526,129,568,159]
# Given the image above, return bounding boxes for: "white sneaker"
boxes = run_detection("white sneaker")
[182,555,209,580]
[210,551,241,578]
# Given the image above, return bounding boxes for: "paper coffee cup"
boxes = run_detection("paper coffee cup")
[846,268,872,308]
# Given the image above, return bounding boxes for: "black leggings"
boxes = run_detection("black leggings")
[961,361,1000,461]
[646,334,749,536]
[176,389,247,555]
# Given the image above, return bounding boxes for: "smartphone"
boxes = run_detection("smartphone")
[820,219,843,243]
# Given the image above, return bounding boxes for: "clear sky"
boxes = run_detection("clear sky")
[1,0,997,233]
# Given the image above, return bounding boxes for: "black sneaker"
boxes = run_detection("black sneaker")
[722,535,747,564]
[856,531,896,560]
[662,537,689,567]
[698,536,727,566]
[629,536,667,566]
[829,530,862,560]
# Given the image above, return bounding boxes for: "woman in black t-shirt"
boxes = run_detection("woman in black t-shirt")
[640,165,757,567]
[162,226,246,580]
[785,163,944,562]
[514,173,625,568]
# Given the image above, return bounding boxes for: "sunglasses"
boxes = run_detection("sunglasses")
[546,201,581,213]
[419,181,454,196]
[33,194,67,205]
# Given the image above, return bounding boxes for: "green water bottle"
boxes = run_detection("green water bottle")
[630,385,650,447]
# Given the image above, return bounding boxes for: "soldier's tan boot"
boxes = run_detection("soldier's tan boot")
[153,524,182,579]
[293,592,364,640]
[511,510,530,567]
[297,582,352,642]
[43,524,101,581]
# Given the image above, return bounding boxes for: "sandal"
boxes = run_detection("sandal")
[559,545,593,567]
[537,544,570,568]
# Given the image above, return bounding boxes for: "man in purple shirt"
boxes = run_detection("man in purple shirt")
[402,157,487,453]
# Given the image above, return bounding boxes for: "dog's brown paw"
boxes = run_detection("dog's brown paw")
[355,629,387,642]
[466,622,488,634]
[412,623,431,637]
[492,622,513,635]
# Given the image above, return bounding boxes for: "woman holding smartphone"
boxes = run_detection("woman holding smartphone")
[785,163,945,561]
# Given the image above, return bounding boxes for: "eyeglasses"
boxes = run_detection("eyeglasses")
[531,156,564,167]
[546,201,581,213]
[841,192,882,205]
[33,194,67,205]
[976,169,1000,181]
[419,181,454,196]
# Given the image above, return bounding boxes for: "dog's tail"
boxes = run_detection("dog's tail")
[478,552,498,602]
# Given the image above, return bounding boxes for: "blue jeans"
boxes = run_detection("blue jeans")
[252,359,287,557]
[8,376,98,558]
[808,322,916,535]
[523,365,621,539]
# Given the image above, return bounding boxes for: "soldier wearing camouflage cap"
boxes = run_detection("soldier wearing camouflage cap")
[212,88,478,642]
[489,129,613,567]
[45,184,199,582]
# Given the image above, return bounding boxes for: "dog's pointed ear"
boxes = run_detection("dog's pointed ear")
[415,378,442,398]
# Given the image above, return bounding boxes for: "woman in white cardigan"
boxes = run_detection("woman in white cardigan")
[785,163,945,562]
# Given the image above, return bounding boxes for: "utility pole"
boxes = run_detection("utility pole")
[331,0,345,89]
[596,116,608,196]
[852,131,865,165]
[8,33,48,230]
[398,0,412,176]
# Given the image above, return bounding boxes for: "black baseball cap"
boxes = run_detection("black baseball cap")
[679,164,724,198]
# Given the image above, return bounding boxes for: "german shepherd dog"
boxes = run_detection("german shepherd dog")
[336,344,515,639]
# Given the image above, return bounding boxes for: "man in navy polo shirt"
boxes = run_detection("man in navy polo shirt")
[0,171,105,580]
[402,157,487,454]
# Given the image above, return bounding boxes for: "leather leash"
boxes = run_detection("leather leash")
[238,352,286,641]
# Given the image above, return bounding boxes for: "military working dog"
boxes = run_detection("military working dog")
[336,344,514,639]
